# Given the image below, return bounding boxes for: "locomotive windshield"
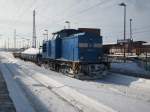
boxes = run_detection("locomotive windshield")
[52,34,59,40]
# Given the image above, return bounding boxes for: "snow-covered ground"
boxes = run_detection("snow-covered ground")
[0,51,150,112]
[111,62,145,73]
[111,62,150,77]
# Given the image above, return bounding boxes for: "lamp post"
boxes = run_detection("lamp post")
[26,39,30,48]
[7,38,9,50]
[130,19,133,40]
[130,19,133,55]
[65,21,71,29]
[0,34,3,48]
[119,2,126,62]
[43,29,48,41]
[14,29,16,49]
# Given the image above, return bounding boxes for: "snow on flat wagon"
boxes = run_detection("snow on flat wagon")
[21,48,41,63]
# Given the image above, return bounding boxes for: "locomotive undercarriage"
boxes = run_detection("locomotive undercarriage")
[13,54,109,80]
[42,59,109,80]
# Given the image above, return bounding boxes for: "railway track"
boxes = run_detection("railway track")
[1,52,150,112]
[3,63,83,112]
[0,71,16,112]
[3,61,116,112]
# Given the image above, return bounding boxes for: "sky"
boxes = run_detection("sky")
[0,0,150,48]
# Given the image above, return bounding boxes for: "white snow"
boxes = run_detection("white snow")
[22,48,40,55]
[0,52,116,112]
[0,51,150,112]
[0,63,36,112]
[4,63,78,112]
[111,62,150,75]
[111,62,143,72]
[20,67,116,112]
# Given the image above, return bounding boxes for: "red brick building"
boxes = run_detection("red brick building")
[103,40,150,56]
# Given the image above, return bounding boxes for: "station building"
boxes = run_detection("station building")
[103,39,150,56]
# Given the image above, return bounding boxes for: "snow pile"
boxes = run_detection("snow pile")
[22,48,39,55]
[139,53,150,58]
[111,62,143,72]
[111,62,149,77]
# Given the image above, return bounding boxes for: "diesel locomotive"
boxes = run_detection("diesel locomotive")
[14,28,110,79]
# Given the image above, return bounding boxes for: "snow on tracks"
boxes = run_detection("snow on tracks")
[0,63,36,112]
[0,52,116,112]
[17,64,117,112]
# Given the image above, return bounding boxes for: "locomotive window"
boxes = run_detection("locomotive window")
[79,43,88,48]
[94,43,102,48]
[52,34,58,39]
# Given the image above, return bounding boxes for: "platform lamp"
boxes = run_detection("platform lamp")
[65,21,71,29]
[119,2,127,62]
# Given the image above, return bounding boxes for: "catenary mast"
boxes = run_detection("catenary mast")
[32,10,36,48]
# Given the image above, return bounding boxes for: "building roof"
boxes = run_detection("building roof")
[133,41,147,44]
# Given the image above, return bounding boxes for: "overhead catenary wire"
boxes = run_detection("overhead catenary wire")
[38,0,85,24]
[12,0,38,27]
[132,29,150,35]
[106,29,150,41]
[3,0,149,46]
[10,0,87,44]
[77,0,113,15]
[106,24,150,36]
[44,0,116,30]
[9,0,118,36]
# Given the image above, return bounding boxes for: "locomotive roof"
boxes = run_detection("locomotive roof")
[52,29,81,35]
[52,28,101,36]
[52,29,82,39]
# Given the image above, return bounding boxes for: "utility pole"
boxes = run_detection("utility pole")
[130,19,133,40]
[14,29,16,49]
[4,40,6,50]
[64,26,66,29]
[130,19,133,55]
[22,40,24,48]
[7,38,9,50]
[26,39,30,48]
[119,2,127,63]
[43,29,48,41]
[0,34,2,48]
[32,10,36,48]
[18,40,21,48]
[44,29,48,40]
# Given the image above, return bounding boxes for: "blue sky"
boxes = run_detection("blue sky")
[0,0,150,47]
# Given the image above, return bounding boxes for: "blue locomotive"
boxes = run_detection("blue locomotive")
[13,28,109,79]
[41,28,109,79]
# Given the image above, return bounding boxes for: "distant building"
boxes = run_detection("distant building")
[103,40,150,56]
